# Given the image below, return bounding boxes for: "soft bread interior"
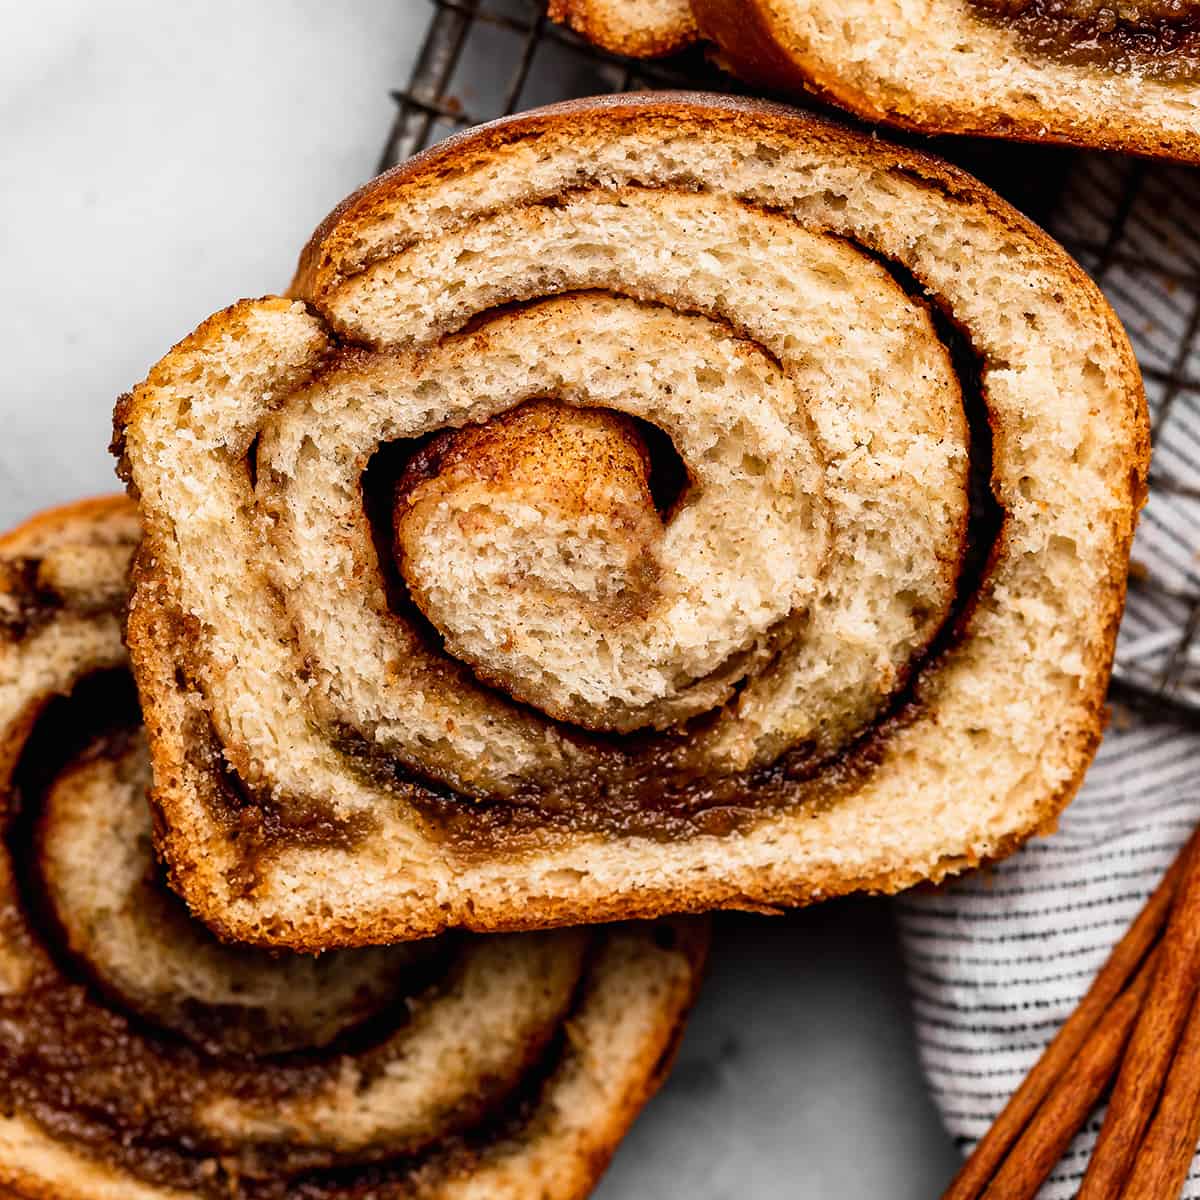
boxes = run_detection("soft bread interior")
[117,95,1147,948]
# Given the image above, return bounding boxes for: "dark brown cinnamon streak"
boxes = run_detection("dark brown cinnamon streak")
[0,497,708,1200]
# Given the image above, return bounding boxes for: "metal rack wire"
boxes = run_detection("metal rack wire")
[383,0,1200,725]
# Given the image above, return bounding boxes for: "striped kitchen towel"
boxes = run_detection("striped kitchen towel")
[898,150,1200,1197]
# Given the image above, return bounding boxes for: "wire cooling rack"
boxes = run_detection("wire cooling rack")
[383,0,1200,726]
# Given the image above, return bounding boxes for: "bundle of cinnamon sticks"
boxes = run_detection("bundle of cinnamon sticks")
[943,829,1200,1200]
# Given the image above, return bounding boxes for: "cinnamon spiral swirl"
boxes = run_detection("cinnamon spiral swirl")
[0,498,706,1200]
[113,94,1148,948]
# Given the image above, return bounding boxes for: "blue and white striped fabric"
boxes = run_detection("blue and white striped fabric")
[898,151,1200,1197]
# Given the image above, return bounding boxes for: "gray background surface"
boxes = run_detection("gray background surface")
[0,4,960,1194]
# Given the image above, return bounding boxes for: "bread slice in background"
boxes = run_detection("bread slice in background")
[551,0,1200,162]
[116,94,1148,950]
[548,0,697,55]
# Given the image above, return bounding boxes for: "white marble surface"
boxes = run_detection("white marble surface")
[0,4,960,1195]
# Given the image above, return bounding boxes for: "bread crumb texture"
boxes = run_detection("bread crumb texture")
[113,94,1149,949]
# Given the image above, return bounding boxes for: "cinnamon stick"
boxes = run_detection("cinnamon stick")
[1119,984,1200,1200]
[1079,834,1200,1200]
[980,952,1157,1200]
[941,832,1193,1200]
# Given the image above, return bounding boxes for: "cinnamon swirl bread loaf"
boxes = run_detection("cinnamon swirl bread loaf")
[114,94,1148,949]
[0,497,707,1200]
[551,0,1200,162]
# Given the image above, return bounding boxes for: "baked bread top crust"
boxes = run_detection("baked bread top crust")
[550,0,1200,161]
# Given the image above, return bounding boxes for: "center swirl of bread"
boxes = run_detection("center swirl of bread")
[241,190,970,802]
[393,390,826,733]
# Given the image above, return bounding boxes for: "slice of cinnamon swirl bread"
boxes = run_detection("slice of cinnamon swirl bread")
[114,94,1148,950]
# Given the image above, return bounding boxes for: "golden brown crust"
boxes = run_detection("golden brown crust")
[547,0,699,56]
[293,94,860,300]
[125,92,1148,950]
[688,0,1200,162]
